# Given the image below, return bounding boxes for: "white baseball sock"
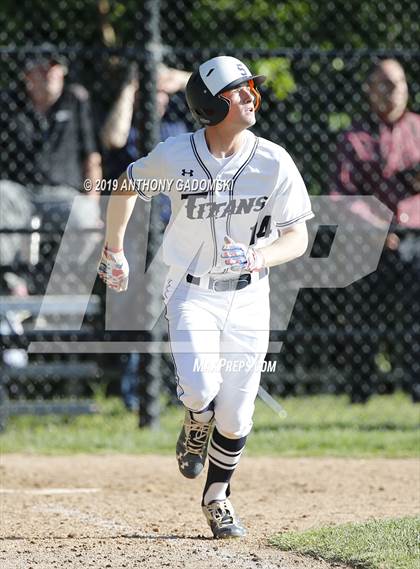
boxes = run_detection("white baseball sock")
[191,409,214,423]
[190,402,215,424]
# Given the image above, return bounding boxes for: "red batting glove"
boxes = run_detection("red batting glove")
[98,245,129,292]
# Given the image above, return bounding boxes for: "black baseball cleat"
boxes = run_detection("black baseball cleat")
[176,410,214,479]
[202,499,247,539]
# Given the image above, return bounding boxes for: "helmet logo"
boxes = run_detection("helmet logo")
[206,68,215,77]
[236,63,248,77]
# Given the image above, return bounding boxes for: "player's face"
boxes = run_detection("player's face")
[220,81,256,128]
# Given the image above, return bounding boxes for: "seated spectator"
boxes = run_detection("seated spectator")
[0,45,103,292]
[331,59,420,402]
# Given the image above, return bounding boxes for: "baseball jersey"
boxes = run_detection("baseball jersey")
[127,128,313,276]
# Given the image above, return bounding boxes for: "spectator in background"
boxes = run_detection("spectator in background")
[101,62,190,183]
[332,59,420,402]
[100,62,190,411]
[0,45,102,292]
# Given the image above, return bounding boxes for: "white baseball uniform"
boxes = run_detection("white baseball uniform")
[128,127,313,436]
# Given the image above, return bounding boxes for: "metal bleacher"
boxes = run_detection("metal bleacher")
[0,292,102,429]
[0,223,103,429]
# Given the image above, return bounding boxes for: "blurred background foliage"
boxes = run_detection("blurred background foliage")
[1,0,418,50]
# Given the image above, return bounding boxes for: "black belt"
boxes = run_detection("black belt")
[186,269,267,291]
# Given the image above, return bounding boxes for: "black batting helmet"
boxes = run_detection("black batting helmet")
[186,56,266,126]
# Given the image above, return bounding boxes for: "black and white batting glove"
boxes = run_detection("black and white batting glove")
[98,245,129,292]
[221,236,265,272]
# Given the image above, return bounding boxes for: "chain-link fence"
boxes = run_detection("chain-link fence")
[1,1,419,428]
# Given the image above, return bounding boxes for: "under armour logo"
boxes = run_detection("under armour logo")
[181,169,194,176]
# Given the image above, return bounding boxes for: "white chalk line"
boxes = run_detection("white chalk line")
[33,504,136,533]
[1,488,101,495]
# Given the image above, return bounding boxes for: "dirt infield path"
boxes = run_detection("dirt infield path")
[1,455,418,569]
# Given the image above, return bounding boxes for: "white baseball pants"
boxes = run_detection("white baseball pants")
[165,271,270,437]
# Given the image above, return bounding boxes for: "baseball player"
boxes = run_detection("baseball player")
[98,56,314,539]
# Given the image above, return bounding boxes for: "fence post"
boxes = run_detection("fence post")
[135,0,163,429]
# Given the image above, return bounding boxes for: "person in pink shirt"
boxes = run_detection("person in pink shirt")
[332,59,419,402]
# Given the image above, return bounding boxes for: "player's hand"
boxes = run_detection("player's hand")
[97,245,129,292]
[221,236,265,272]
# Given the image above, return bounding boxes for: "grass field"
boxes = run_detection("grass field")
[272,516,420,569]
[1,392,419,456]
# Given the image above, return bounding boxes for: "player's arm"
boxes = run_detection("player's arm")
[222,223,309,272]
[259,222,309,267]
[104,173,138,249]
[98,173,138,291]
[98,139,168,289]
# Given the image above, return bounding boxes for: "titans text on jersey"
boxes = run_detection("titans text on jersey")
[182,195,268,219]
